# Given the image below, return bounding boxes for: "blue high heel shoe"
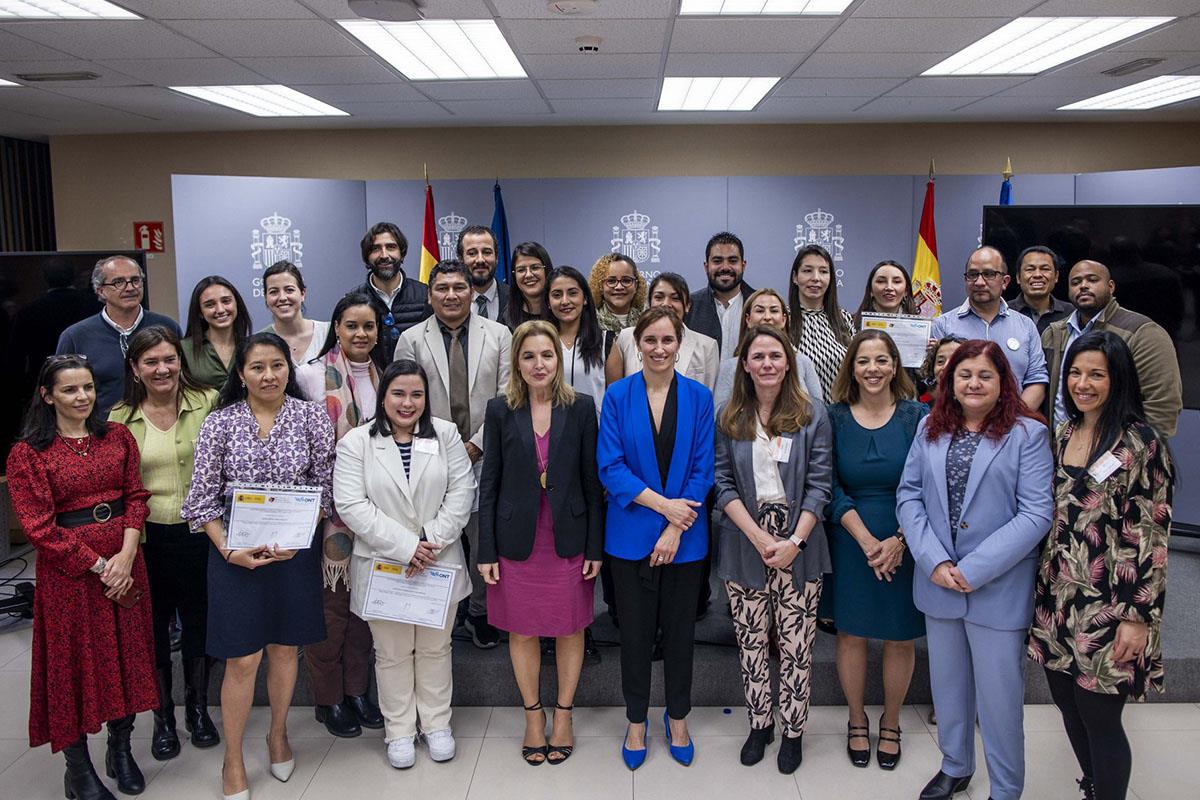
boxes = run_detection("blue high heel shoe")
[663,710,695,766]
[621,720,648,770]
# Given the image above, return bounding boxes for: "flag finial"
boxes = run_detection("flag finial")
[423,162,429,184]
[928,157,936,181]
[1002,156,1013,181]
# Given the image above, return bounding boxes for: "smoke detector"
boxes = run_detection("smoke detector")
[549,1,598,15]
[348,0,424,21]
[576,35,602,53]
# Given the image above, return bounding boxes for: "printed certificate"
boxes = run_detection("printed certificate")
[361,559,459,629]
[225,484,321,550]
[858,312,934,368]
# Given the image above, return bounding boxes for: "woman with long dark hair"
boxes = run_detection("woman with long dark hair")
[897,339,1054,800]
[261,260,329,366]
[505,241,552,331]
[588,253,646,359]
[182,275,252,390]
[296,293,385,738]
[544,265,606,413]
[109,327,220,761]
[181,332,335,800]
[1029,331,1174,800]
[852,260,917,328]
[787,244,855,403]
[6,355,156,800]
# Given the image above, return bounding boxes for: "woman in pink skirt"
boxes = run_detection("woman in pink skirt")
[478,320,605,766]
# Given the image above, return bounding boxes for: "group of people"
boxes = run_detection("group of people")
[4,222,1181,800]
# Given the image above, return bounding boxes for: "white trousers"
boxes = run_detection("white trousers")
[367,612,456,741]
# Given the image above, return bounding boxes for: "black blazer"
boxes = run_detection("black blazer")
[478,393,604,563]
[686,282,755,352]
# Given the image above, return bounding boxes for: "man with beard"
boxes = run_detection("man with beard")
[932,246,1048,410]
[1042,259,1181,436]
[352,222,430,362]
[1008,246,1072,334]
[458,225,509,322]
[686,232,755,361]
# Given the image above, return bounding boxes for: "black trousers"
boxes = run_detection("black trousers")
[610,555,704,723]
[1044,667,1131,800]
[144,522,209,666]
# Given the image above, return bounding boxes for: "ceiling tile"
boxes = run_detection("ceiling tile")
[853,0,1039,16]
[546,97,656,117]
[96,57,269,85]
[793,51,944,77]
[163,19,363,57]
[504,19,668,55]
[0,59,144,86]
[773,77,905,96]
[419,80,542,100]
[755,95,872,114]
[817,17,1007,54]
[237,56,401,84]
[117,1,317,19]
[1030,0,1200,15]
[1048,50,1200,77]
[855,95,986,113]
[48,86,241,120]
[293,82,427,103]
[320,100,453,120]
[995,76,1150,98]
[5,21,216,59]
[442,97,554,116]
[490,0,675,19]
[538,78,659,98]
[306,0,493,19]
[0,28,73,60]
[669,18,838,54]
[522,53,662,79]
[885,76,1029,97]
[1113,18,1200,52]
[665,52,801,76]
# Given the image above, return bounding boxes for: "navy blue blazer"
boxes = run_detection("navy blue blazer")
[597,371,714,562]
[896,416,1054,631]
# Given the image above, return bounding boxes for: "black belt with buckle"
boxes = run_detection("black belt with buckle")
[56,499,125,528]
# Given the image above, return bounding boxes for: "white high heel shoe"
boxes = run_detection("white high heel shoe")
[221,765,250,800]
[266,735,295,782]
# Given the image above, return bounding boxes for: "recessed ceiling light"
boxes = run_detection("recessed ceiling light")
[0,1,140,19]
[679,0,852,13]
[170,85,349,117]
[337,19,526,80]
[658,77,779,111]
[0,78,18,86]
[923,16,1175,76]
[1058,75,1200,111]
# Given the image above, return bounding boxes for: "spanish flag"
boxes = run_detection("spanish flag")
[418,181,439,284]
[912,177,941,317]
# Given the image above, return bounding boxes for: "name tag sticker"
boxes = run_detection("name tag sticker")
[1088,451,1122,483]
[770,436,793,463]
[413,438,439,455]
[1006,337,1021,351]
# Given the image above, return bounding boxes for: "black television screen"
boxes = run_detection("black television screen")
[0,251,148,466]
[982,205,1199,410]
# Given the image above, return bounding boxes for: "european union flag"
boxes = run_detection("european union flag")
[999,177,1013,205]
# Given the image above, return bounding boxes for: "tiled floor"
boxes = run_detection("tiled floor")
[1,618,1198,800]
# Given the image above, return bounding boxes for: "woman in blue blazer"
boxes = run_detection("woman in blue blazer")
[598,306,714,770]
[896,339,1054,800]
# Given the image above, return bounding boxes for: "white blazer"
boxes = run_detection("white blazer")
[334,417,477,616]
[393,313,512,452]
[615,324,719,390]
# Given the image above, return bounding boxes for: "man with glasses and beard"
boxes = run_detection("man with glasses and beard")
[352,222,431,362]
[55,255,179,414]
[686,232,756,362]
[458,225,509,322]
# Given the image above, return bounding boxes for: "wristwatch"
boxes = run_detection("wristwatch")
[90,556,108,574]
[788,533,808,551]
[895,532,907,549]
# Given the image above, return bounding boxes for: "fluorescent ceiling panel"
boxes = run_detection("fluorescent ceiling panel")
[1059,75,1200,111]
[658,77,779,111]
[170,85,349,117]
[679,0,852,13]
[337,19,526,81]
[0,1,139,18]
[0,78,18,86]
[923,17,1175,76]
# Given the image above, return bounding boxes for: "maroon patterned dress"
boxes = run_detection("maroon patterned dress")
[6,424,157,751]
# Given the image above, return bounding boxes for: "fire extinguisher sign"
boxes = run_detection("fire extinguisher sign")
[133,221,165,253]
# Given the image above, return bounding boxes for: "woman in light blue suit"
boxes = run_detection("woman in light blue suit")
[598,306,714,770]
[896,339,1054,800]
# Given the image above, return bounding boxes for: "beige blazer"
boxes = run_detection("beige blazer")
[393,313,512,452]
[615,324,719,389]
[334,418,477,616]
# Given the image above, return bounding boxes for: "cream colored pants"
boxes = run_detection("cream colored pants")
[367,612,455,741]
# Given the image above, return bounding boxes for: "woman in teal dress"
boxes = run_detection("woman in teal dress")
[819,330,926,772]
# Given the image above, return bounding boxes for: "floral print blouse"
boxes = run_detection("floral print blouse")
[1027,420,1173,699]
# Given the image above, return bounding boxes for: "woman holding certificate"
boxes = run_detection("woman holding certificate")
[477,320,604,766]
[181,332,335,800]
[333,359,476,771]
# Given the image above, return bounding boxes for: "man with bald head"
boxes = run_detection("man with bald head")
[932,246,1048,409]
[1042,259,1182,436]
[55,255,180,413]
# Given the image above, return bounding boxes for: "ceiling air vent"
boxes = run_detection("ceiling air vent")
[1101,58,1165,77]
[14,71,100,82]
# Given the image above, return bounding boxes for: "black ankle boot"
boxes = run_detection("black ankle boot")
[151,666,180,761]
[64,737,116,800]
[777,733,804,774]
[104,716,145,795]
[740,726,774,766]
[183,657,220,748]
[315,700,362,738]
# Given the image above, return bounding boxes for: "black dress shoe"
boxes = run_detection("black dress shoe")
[739,726,774,766]
[345,694,384,729]
[315,702,362,738]
[846,720,870,768]
[919,770,972,799]
[876,714,901,771]
[777,734,803,774]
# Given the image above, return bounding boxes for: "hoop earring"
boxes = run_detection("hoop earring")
[675,353,680,363]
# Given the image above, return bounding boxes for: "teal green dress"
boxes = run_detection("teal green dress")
[818,400,926,641]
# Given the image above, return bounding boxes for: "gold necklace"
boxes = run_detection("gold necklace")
[57,432,91,457]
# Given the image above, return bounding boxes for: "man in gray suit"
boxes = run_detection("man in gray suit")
[394,260,512,648]
[687,231,755,361]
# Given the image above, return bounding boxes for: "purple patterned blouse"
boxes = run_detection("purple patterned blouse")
[181,396,335,527]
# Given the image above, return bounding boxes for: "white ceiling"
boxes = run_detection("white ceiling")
[1,0,1199,138]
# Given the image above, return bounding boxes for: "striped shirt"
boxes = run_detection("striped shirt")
[396,440,412,477]
[795,306,855,404]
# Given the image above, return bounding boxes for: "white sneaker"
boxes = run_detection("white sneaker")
[386,736,416,769]
[424,728,456,762]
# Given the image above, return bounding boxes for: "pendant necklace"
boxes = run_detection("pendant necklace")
[58,432,91,457]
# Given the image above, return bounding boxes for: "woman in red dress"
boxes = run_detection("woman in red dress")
[6,355,157,800]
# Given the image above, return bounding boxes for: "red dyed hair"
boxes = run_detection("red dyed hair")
[924,339,1045,442]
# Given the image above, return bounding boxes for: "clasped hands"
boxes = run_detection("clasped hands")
[931,560,974,593]
[649,497,703,568]
[99,542,136,599]
[224,543,298,570]
[862,530,906,582]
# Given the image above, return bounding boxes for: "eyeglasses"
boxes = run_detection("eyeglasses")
[964,270,1004,282]
[604,276,636,288]
[100,276,144,290]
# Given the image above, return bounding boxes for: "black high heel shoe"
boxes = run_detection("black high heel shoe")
[877,714,902,770]
[846,720,870,768]
[547,703,575,765]
[521,702,548,766]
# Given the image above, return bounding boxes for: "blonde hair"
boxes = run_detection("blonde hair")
[830,329,916,404]
[719,325,812,441]
[506,320,577,409]
[736,288,791,354]
[588,253,647,312]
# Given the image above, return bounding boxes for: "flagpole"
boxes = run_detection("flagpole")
[928,157,935,182]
